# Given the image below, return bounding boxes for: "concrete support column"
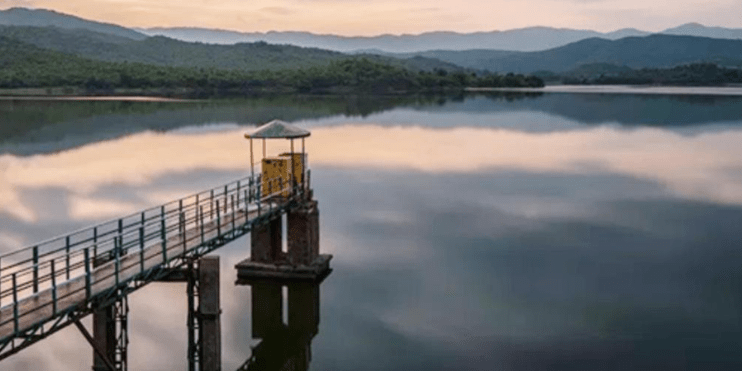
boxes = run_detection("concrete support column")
[251,216,282,263]
[287,201,319,266]
[199,256,221,371]
[92,306,116,371]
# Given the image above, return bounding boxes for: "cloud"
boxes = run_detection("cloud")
[259,6,294,15]
[0,0,37,8]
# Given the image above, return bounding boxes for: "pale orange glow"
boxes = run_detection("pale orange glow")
[3,0,741,35]
[2,125,742,223]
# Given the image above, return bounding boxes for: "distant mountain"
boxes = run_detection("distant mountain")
[0,7,146,40]
[140,27,651,53]
[402,35,742,73]
[663,23,742,40]
[0,25,462,73]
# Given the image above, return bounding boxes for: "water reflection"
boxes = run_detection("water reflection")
[236,279,326,371]
[1,93,742,370]
[4,92,742,156]
[3,124,742,230]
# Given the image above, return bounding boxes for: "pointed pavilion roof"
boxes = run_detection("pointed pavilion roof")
[244,120,311,139]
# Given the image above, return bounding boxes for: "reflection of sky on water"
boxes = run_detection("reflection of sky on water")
[1,96,742,369]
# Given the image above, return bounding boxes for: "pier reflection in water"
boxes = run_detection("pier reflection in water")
[236,275,329,371]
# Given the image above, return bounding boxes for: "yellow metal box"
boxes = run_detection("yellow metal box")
[261,157,290,198]
[279,152,307,185]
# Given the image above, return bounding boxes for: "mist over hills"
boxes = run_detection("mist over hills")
[139,27,651,53]
[139,23,742,54]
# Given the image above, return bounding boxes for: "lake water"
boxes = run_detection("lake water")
[1,90,742,370]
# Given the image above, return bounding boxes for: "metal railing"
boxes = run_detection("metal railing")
[0,169,310,347]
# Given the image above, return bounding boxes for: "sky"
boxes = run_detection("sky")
[0,0,741,37]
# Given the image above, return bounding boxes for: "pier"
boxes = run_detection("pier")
[0,120,331,370]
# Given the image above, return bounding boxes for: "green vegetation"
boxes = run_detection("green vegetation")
[560,63,742,86]
[0,25,462,72]
[0,37,544,95]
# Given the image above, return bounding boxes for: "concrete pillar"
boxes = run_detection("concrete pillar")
[199,256,221,371]
[287,201,319,266]
[251,216,282,263]
[92,306,116,371]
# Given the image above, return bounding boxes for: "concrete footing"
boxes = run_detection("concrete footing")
[238,200,330,281]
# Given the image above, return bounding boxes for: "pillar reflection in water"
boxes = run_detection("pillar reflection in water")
[236,276,327,371]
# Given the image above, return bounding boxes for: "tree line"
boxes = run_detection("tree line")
[561,63,742,86]
[0,37,543,95]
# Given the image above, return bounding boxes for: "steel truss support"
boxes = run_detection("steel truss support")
[160,256,220,371]
[187,259,201,371]
[92,291,128,371]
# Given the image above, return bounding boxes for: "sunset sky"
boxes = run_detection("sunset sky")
[0,0,740,36]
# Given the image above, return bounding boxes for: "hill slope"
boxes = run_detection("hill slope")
[0,26,462,72]
[417,35,742,73]
[0,7,146,40]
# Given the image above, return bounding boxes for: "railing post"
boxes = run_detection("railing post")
[181,212,187,254]
[139,227,145,274]
[32,246,39,294]
[216,200,221,236]
[93,227,98,262]
[244,190,249,212]
[115,237,121,287]
[224,185,228,214]
[84,248,91,300]
[210,189,214,221]
[195,194,200,229]
[51,260,57,316]
[231,194,236,233]
[200,206,205,244]
[257,181,262,216]
[12,273,19,337]
[161,206,168,264]
[65,236,71,280]
[237,181,241,208]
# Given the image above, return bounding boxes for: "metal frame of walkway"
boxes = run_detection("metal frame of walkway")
[0,171,310,363]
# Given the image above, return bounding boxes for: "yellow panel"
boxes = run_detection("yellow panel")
[261,157,290,198]
[279,152,306,185]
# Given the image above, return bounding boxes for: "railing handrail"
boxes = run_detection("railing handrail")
[0,172,306,306]
[0,174,259,261]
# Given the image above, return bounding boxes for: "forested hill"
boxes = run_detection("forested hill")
[0,36,543,94]
[0,25,462,73]
[393,35,742,73]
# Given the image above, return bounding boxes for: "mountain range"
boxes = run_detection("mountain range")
[3,8,742,54]
[139,24,742,54]
[2,7,742,80]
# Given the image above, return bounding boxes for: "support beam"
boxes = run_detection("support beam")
[199,256,221,371]
[74,320,116,371]
[92,305,116,371]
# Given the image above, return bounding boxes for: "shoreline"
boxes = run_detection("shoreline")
[468,85,742,96]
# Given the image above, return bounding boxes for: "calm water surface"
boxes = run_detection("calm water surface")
[1,91,742,370]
